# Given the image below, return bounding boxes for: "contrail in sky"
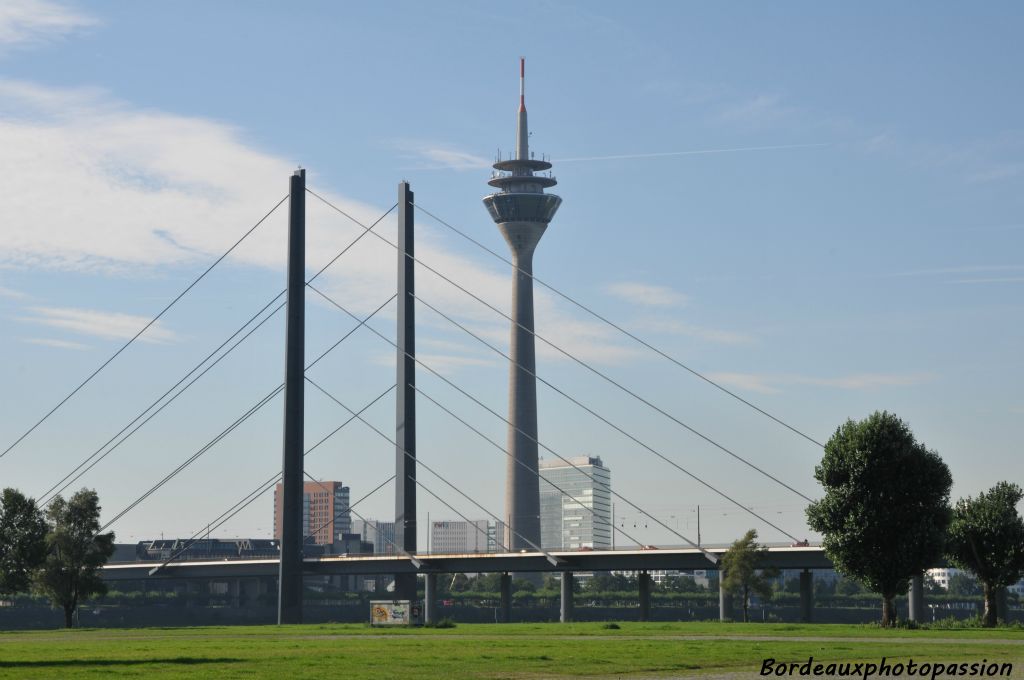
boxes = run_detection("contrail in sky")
[557,142,829,163]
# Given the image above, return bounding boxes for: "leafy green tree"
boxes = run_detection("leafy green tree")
[946,571,981,596]
[35,489,115,628]
[664,574,701,593]
[781,577,801,594]
[806,411,952,626]
[836,577,864,596]
[814,577,836,596]
[923,573,945,595]
[0,488,48,597]
[946,482,1024,626]
[720,529,779,622]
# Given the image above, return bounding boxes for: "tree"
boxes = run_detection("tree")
[664,574,701,593]
[35,489,115,628]
[946,482,1024,627]
[720,529,779,622]
[806,411,952,626]
[922,573,945,596]
[835,577,864,596]
[0,488,48,597]
[947,571,981,596]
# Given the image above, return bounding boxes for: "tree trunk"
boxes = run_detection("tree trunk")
[982,583,997,628]
[742,586,749,622]
[881,595,894,627]
[63,603,74,629]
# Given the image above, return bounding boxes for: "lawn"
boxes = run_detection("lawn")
[0,622,1021,679]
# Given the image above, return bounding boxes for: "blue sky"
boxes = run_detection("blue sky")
[0,1,1021,548]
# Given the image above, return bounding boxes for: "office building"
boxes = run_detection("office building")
[273,481,350,546]
[539,455,611,550]
[430,519,506,554]
[353,519,397,555]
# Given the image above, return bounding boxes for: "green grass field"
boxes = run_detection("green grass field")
[1,622,1021,679]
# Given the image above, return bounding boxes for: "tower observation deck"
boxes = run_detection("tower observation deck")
[482,58,561,553]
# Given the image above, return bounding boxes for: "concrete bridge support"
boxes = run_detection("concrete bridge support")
[499,573,512,623]
[908,575,924,622]
[718,583,733,621]
[799,569,813,622]
[560,572,574,622]
[229,579,241,608]
[424,573,437,625]
[638,571,652,622]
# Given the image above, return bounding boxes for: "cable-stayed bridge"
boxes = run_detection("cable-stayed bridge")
[1,171,868,625]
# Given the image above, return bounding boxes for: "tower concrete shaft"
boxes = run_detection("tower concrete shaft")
[482,58,561,552]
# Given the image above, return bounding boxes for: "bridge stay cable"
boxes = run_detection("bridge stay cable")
[308,282,798,547]
[413,290,814,504]
[39,295,287,506]
[305,188,811,505]
[304,376,562,566]
[149,386,396,574]
[302,471,423,568]
[0,194,290,463]
[412,200,825,449]
[410,385,648,550]
[99,294,396,534]
[411,292,810,535]
[39,203,398,504]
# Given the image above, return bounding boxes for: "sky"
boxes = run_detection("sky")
[0,1,1021,550]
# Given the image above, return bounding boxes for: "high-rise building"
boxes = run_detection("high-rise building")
[273,481,350,546]
[482,58,562,552]
[430,519,506,554]
[539,456,612,550]
[352,519,397,555]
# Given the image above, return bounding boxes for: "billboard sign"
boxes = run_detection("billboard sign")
[370,600,423,626]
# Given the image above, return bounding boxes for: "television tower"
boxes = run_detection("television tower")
[483,58,562,552]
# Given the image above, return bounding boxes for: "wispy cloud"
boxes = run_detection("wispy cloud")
[393,141,490,170]
[1,79,638,367]
[605,282,688,308]
[718,94,798,128]
[18,306,177,343]
[707,371,933,394]
[706,372,780,394]
[23,336,90,350]
[0,285,26,299]
[634,318,753,346]
[0,0,96,49]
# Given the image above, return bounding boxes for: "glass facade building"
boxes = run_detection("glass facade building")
[539,456,612,550]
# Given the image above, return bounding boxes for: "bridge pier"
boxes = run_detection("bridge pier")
[278,168,306,625]
[229,579,241,608]
[908,575,924,622]
[799,569,813,622]
[718,579,733,621]
[560,572,574,622]
[394,180,418,602]
[499,573,512,623]
[638,571,651,622]
[424,573,437,624]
